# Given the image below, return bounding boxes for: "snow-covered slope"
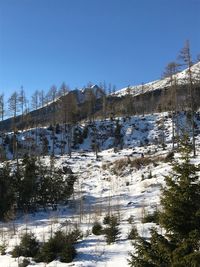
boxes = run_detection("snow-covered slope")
[114,62,200,97]
[1,112,200,267]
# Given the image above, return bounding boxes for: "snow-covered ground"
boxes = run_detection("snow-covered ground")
[1,112,200,267]
[113,61,200,97]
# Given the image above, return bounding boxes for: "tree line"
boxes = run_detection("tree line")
[0,154,76,221]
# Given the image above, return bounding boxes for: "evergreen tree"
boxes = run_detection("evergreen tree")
[92,221,103,235]
[35,230,76,263]
[12,233,39,258]
[104,215,120,244]
[0,163,15,220]
[128,136,200,267]
[18,154,38,211]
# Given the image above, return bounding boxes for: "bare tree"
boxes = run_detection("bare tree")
[38,90,45,108]
[48,85,57,156]
[85,89,96,122]
[163,62,179,149]
[65,93,78,158]
[18,87,27,115]
[178,40,196,156]
[0,94,5,121]
[31,90,40,110]
[31,90,40,152]
[57,82,69,98]
[8,91,19,160]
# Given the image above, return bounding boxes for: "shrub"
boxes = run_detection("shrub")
[0,241,7,255]
[165,151,174,162]
[12,233,39,258]
[142,210,159,224]
[92,222,103,235]
[127,215,134,224]
[104,215,120,244]
[11,245,22,258]
[19,259,30,267]
[59,243,76,263]
[35,230,77,264]
[68,228,83,242]
[127,226,138,240]
[103,214,111,225]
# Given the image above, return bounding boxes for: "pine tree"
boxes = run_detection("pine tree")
[104,215,120,244]
[0,163,15,220]
[128,136,200,267]
[12,232,39,258]
[18,154,38,211]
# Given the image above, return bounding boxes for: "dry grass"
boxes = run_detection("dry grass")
[103,155,164,175]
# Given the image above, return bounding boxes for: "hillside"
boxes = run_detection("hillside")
[1,62,200,133]
[1,111,200,160]
[0,112,200,266]
[113,61,200,97]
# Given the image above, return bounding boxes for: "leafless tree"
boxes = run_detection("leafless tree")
[163,62,179,149]
[8,91,19,160]
[48,85,57,156]
[178,40,196,156]
[0,94,5,121]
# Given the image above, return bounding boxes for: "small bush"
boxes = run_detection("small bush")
[11,245,22,258]
[92,222,103,235]
[0,241,7,255]
[103,214,111,225]
[165,151,174,162]
[35,230,77,264]
[107,155,164,176]
[127,226,138,240]
[59,243,76,263]
[104,215,120,244]
[68,228,83,242]
[127,215,134,224]
[142,210,159,224]
[12,233,39,258]
[19,259,30,267]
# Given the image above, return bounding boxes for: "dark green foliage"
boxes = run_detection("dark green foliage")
[127,226,138,240]
[73,126,83,147]
[0,155,76,217]
[11,245,22,258]
[103,214,111,225]
[68,228,83,242]
[0,163,15,220]
[128,228,173,267]
[12,233,39,258]
[165,151,174,162]
[104,215,120,244]
[92,221,103,235]
[82,126,88,139]
[19,258,30,267]
[127,215,134,224]
[18,154,38,211]
[142,210,159,224]
[159,137,200,242]
[0,241,7,255]
[35,230,76,263]
[55,123,61,134]
[42,136,49,155]
[47,124,53,131]
[128,136,200,267]
[59,242,76,263]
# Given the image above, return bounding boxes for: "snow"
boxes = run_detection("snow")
[1,111,200,266]
[113,62,200,97]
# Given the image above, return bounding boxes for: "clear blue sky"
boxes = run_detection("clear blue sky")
[0,0,200,99]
